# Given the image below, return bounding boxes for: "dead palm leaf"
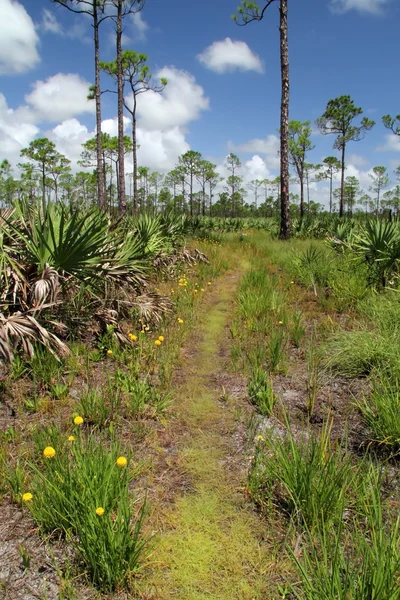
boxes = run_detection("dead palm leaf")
[0,312,69,364]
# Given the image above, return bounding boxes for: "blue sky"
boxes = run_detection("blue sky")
[0,0,399,204]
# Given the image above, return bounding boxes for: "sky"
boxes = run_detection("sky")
[0,0,399,207]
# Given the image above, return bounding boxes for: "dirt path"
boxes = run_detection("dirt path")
[138,268,273,600]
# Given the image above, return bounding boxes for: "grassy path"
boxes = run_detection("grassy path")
[138,266,273,600]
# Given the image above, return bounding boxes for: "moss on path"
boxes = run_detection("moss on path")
[138,268,273,600]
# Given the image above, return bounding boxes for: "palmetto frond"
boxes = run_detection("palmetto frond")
[134,292,173,324]
[31,264,60,308]
[0,311,69,363]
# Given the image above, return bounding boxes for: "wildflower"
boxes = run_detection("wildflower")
[129,333,137,342]
[43,446,56,459]
[201,288,205,292]
[207,281,211,286]
[107,349,113,356]
[278,321,283,325]
[154,339,162,346]
[96,507,105,516]
[140,329,145,334]
[290,281,294,284]
[116,456,127,468]
[22,492,33,502]
[194,289,198,294]
[145,325,150,331]
[68,435,75,442]
[178,318,183,324]
[257,435,264,441]
[171,289,175,294]
[158,335,165,342]
[74,415,84,426]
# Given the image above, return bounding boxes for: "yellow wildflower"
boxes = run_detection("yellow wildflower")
[129,333,137,341]
[22,492,33,502]
[154,339,162,346]
[207,281,211,286]
[68,435,75,442]
[74,415,84,426]
[257,435,264,441]
[43,446,56,459]
[158,335,164,342]
[145,325,150,331]
[107,349,113,355]
[178,318,183,324]
[116,456,127,468]
[95,507,105,516]
[201,288,205,292]
[278,321,283,325]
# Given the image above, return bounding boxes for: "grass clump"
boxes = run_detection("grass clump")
[25,429,146,591]
[247,367,276,416]
[248,419,361,529]
[357,375,400,452]
[290,482,400,600]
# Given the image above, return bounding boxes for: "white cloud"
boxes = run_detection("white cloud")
[41,8,63,34]
[136,127,189,171]
[131,12,149,41]
[46,119,92,166]
[25,73,95,122]
[0,0,40,75]
[376,133,400,153]
[197,38,264,74]
[348,153,370,167]
[330,0,390,14]
[0,94,39,164]
[135,67,209,131]
[244,155,271,182]
[228,134,280,170]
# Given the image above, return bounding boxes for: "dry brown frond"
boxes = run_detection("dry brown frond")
[0,311,69,364]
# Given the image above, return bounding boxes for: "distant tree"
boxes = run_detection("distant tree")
[137,166,150,211]
[369,166,390,214]
[359,193,371,215]
[225,153,243,217]
[148,171,164,211]
[316,156,341,213]
[20,138,65,206]
[303,163,322,210]
[178,151,202,216]
[247,179,263,211]
[343,176,360,216]
[196,160,217,216]
[48,154,71,201]
[0,160,17,206]
[317,96,374,217]
[233,0,290,238]
[287,120,314,218]
[101,50,166,214]
[382,113,400,136]
[205,167,221,216]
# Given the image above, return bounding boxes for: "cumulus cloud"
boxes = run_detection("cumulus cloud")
[0,0,40,75]
[135,67,209,130]
[25,73,95,122]
[0,93,39,162]
[197,38,264,74]
[130,12,149,41]
[376,133,400,153]
[330,0,390,14]
[228,134,280,170]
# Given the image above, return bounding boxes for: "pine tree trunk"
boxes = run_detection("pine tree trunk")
[116,1,126,214]
[279,0,290,240]
[329,172,333,213]
[93,2,105,210]
[132,105,138,215]
[300,175,304,218]
[340,144,345,217]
